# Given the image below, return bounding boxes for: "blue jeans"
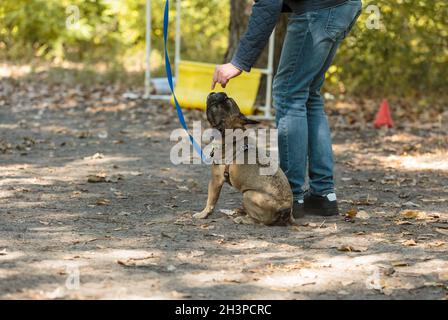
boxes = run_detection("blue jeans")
[273,0,362,201]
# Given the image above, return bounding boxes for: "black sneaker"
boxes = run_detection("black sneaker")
[303,191,339,216]
[292,199,306,219]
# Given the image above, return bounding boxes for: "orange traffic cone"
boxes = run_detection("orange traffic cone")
[374,99,394,128]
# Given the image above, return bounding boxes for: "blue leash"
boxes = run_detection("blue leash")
[163,0,206,162]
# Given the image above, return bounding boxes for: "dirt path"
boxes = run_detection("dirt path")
[0,77,447,299]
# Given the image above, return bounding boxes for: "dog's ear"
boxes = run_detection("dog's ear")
[239,113,259,125]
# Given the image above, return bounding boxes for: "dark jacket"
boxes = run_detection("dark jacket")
[231,0,349,72]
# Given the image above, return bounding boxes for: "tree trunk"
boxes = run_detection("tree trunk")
[224,0,252,62]
[225,0,289,105]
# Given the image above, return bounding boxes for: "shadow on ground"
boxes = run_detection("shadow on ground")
[0,75,447,299]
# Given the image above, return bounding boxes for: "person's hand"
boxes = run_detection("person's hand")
[211,63,242,90]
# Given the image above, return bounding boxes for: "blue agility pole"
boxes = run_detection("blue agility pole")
[163,0,206,162]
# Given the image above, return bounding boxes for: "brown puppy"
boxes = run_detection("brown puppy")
[193,92,294,226]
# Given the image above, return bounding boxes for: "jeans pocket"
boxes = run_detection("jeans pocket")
[325,1,362,41]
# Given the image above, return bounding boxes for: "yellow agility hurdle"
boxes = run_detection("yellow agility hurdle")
[171,61,262,115]
[145,0,275,119]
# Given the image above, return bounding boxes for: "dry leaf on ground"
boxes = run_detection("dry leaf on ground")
[357,210,370,220]
[337,245,368,252]
[400,210,427,220]
[402,239,418,246]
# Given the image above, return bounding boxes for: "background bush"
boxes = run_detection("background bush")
[0,0,446,100]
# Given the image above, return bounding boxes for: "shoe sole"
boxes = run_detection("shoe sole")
[303,206,339,217]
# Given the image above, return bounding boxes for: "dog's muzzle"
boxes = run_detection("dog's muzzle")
[207,92,229,108]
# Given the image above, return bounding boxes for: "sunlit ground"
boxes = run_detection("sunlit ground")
[0,67,447,299]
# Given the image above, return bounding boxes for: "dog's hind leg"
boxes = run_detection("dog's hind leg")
[241,190,293,226]
[240,190,277,225]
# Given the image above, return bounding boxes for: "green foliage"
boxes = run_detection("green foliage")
[0,0,119,61]
[0,0,446,98]
[332,0,448,97]
[0,0,228,70]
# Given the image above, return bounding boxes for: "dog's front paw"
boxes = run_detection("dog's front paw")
[193,210,211,219]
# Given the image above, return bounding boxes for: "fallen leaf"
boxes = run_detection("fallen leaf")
[219,209,235,216]
[402,201,421,208]
[106,174,124,183]
[84,152,104,160]
[432,222,448,229]
[0,248,7,255]
[421,198,447,203]
[77,131,90,139]
[341,280,354,286]
[435,228,448,236]
[63,255,80,260]
[167,265,176,272]
[344,208,357,222]
[357,210,370,220]
[402,239,417,246]
[428,241,446,248]
[391,261,410,267]
[87,174,106,183]
[439,272,448,281]
[417,233,436,240]
[395,220,413,225]
[117,259,135,267]
[87,172,123,183]
[346,209,357,218]
[113,191,128,199]
[382,202,402,208]
[400,210,426,220]
[337,245,368,252]
[353,195,378,205]
[98,132,108,139]
[177,251,205,260]
[224,279,242,284]
[423,282,446,289]
[117,254,155,267]
[428,213,441,219]
[161,232,174,239]
[45,288,66,299]
[95,199,110,206]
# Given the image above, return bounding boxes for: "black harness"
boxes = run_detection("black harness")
[221,143,250,187]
